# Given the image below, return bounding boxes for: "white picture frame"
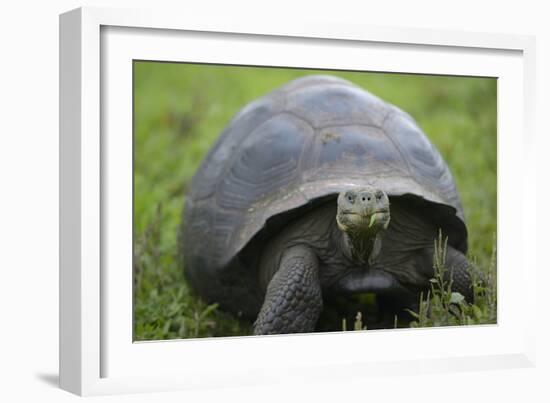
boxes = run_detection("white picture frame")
[59,6,537,396]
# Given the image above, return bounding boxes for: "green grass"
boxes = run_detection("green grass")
[133,62,497,340]
[405,232,497,328]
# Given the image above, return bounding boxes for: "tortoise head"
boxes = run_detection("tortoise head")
[336,186,390,264]
[337,186,390,234]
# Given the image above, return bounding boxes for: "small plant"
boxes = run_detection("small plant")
[342,311,368,331]
[354,311,367,331]
[408,231,497,328]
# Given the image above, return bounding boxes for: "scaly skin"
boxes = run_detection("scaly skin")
[253,246,322,334]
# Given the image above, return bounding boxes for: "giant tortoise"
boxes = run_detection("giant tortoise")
[180,75,472,335]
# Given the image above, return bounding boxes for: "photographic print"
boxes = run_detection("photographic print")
[133,62,497,340]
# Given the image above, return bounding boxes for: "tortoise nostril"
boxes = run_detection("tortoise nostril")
[360,194,373,202]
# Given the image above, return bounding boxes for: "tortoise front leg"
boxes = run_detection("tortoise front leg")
[254,245,323,335]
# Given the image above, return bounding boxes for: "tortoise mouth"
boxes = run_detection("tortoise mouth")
[341,208,389,217]
[338,208,391,231]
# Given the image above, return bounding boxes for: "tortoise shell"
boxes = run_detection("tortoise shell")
[181,75,467,310]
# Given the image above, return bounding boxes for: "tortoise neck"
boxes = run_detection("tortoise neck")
[333,222,380,266]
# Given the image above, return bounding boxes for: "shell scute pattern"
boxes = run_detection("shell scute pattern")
[381,110,462,213]
[284,83,388,129]
[315,125,405,174]
[190,94,284,201]
[215,114,308,211]
[182,75,466,282]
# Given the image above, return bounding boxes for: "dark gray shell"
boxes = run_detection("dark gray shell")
[182,75,466,305]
